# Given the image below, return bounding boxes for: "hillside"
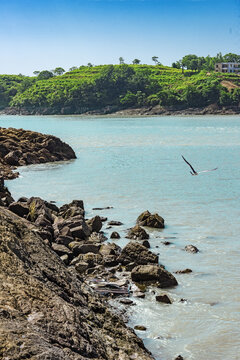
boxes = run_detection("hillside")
[1,65,240,115]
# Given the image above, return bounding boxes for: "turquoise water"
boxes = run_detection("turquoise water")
[1,115,240,360]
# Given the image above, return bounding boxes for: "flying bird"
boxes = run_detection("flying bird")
[182,155,217,176]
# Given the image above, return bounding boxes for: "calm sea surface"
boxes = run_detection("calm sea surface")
[1,115,240,360]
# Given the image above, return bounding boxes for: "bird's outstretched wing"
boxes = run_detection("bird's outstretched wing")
[198,168,218,174]
[182,155,197,174]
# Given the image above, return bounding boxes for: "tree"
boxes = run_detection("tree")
[69,66,78,71]
[33,71,40,76]
[52,67,65,76]
[132,59,141,64]
[119,57,124,64]
[87,63,93,67]
[38,70,54,80]
[152,56,159,65]
[223,53,240,63]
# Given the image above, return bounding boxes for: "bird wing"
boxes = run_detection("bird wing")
[182,155,197,174]
[198,168,218,174]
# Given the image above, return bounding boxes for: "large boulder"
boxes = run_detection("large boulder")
[137,210,165,228]
[126,225,149,240]
[117,242,158,266]
[59,200,84,219]
[131,264,178,288]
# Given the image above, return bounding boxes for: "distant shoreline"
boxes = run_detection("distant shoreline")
[1,103,240,117]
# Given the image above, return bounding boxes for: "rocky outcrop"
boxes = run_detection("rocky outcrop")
[0,127,76,179]
[0,207,154,360]
[117,242,159,266]
[137,210,165,228]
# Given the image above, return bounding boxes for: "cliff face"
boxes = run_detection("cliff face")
[0,207,154,360]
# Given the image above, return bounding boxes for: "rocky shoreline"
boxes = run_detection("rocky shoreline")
[1,103,240,117]
[0,128,185,360]
[0,127,76,179]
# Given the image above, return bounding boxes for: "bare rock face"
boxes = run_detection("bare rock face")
[0,127,76,179]
[137,210,165,228]
[0,207,154,360]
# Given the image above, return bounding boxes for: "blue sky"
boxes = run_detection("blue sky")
[0,0,239,75]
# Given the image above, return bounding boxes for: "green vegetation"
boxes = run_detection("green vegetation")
[1,55,240,114]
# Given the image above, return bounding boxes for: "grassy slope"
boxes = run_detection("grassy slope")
[1,65,240,113]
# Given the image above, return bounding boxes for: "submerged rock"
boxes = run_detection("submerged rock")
[185,245,199,253]
[155,294,172,304]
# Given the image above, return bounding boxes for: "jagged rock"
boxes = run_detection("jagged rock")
[137,210,165,228]
[155,294,172,304]
[126,225,149,240]
[131,265,178,288]
[185,245,199,253]
[73,243,100,255]
[17,196,28,203]
[59,200,84,219]
[87,215,102,233]
[8,201,29,217]
[4,150,20,165]
[103,255,119,267]
[110,231,120,239]
[70,252,103,267]
[118,242,158,266]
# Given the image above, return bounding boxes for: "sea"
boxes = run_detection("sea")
[1,114,240,360]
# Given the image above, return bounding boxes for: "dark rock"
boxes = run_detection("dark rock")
[156,294,172,304]
[133,291,145,298]
[162,241,172,246]
[110,231,120,239]
[134,325,147,331]
[17,196,28,203]
[108,220,123,226]
[175,269,192,274]
[92,206,113,210]
[100,216,108,222]
[185,245,199,253]
[71,253,103,267]
[120,299,134,305]
[137,210,165,228]
[87,215,102,233]
[118,242,158,266]
[70,223,90,239]
[59,225,72,237]
[72,243,100,255]
[142,240,150,248]
[131,264,178,288]
[126,225,149,240]
[175,356,184,360]
[59,200,84,219]
[8,201,29,217]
